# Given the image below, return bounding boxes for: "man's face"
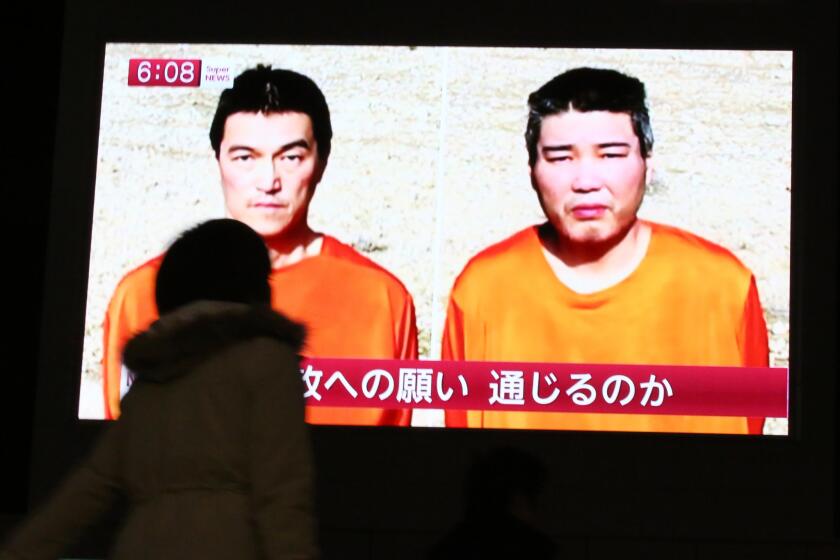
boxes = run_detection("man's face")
[217,111,324,238]
[531,110,648,245]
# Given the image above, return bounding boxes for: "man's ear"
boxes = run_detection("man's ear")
[644,154,655,189]
[312,156,329,185]
[309,157,328,198]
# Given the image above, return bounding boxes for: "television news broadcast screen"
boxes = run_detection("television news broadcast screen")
[79,43,792,435]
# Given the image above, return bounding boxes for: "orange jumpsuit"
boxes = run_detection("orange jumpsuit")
[103,235,418,425]
[441,222,769,434]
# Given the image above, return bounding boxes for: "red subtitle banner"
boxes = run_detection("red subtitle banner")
[299,358,788,418]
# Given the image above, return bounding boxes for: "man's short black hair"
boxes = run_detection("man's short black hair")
[209,65,332,161]
[156,219,271,315]
[525,67,654,166]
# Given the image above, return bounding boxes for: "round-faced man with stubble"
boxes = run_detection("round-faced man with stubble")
[442,67,769,434]
[102,66,418,425]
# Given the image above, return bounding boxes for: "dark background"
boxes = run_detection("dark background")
[2,1,837,558]
[1,2,64,515]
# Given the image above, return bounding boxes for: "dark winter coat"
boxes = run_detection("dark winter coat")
[1,301,318,559]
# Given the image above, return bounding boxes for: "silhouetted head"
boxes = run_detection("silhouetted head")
[155,219,271,315]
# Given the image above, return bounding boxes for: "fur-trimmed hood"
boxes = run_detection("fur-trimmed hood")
[123,300,306,383]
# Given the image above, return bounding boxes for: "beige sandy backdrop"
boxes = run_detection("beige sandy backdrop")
[79,44,791,434]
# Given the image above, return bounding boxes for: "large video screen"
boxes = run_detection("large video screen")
[79,43,791,435]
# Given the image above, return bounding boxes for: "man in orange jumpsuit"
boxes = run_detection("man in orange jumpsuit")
[442,67,769,434]
[103,65,417,425]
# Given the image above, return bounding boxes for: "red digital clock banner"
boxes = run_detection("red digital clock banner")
[127,58,202,87]
[299,358,788,417]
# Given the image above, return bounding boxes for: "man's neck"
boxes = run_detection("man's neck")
[539,219,651,294]
[265,226,324,269]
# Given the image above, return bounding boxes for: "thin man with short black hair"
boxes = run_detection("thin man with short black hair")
[103,65,418,426]
[442,67,769,433]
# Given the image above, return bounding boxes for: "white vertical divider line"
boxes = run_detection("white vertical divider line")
[429,47,451,362]
[412,48,451,427]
